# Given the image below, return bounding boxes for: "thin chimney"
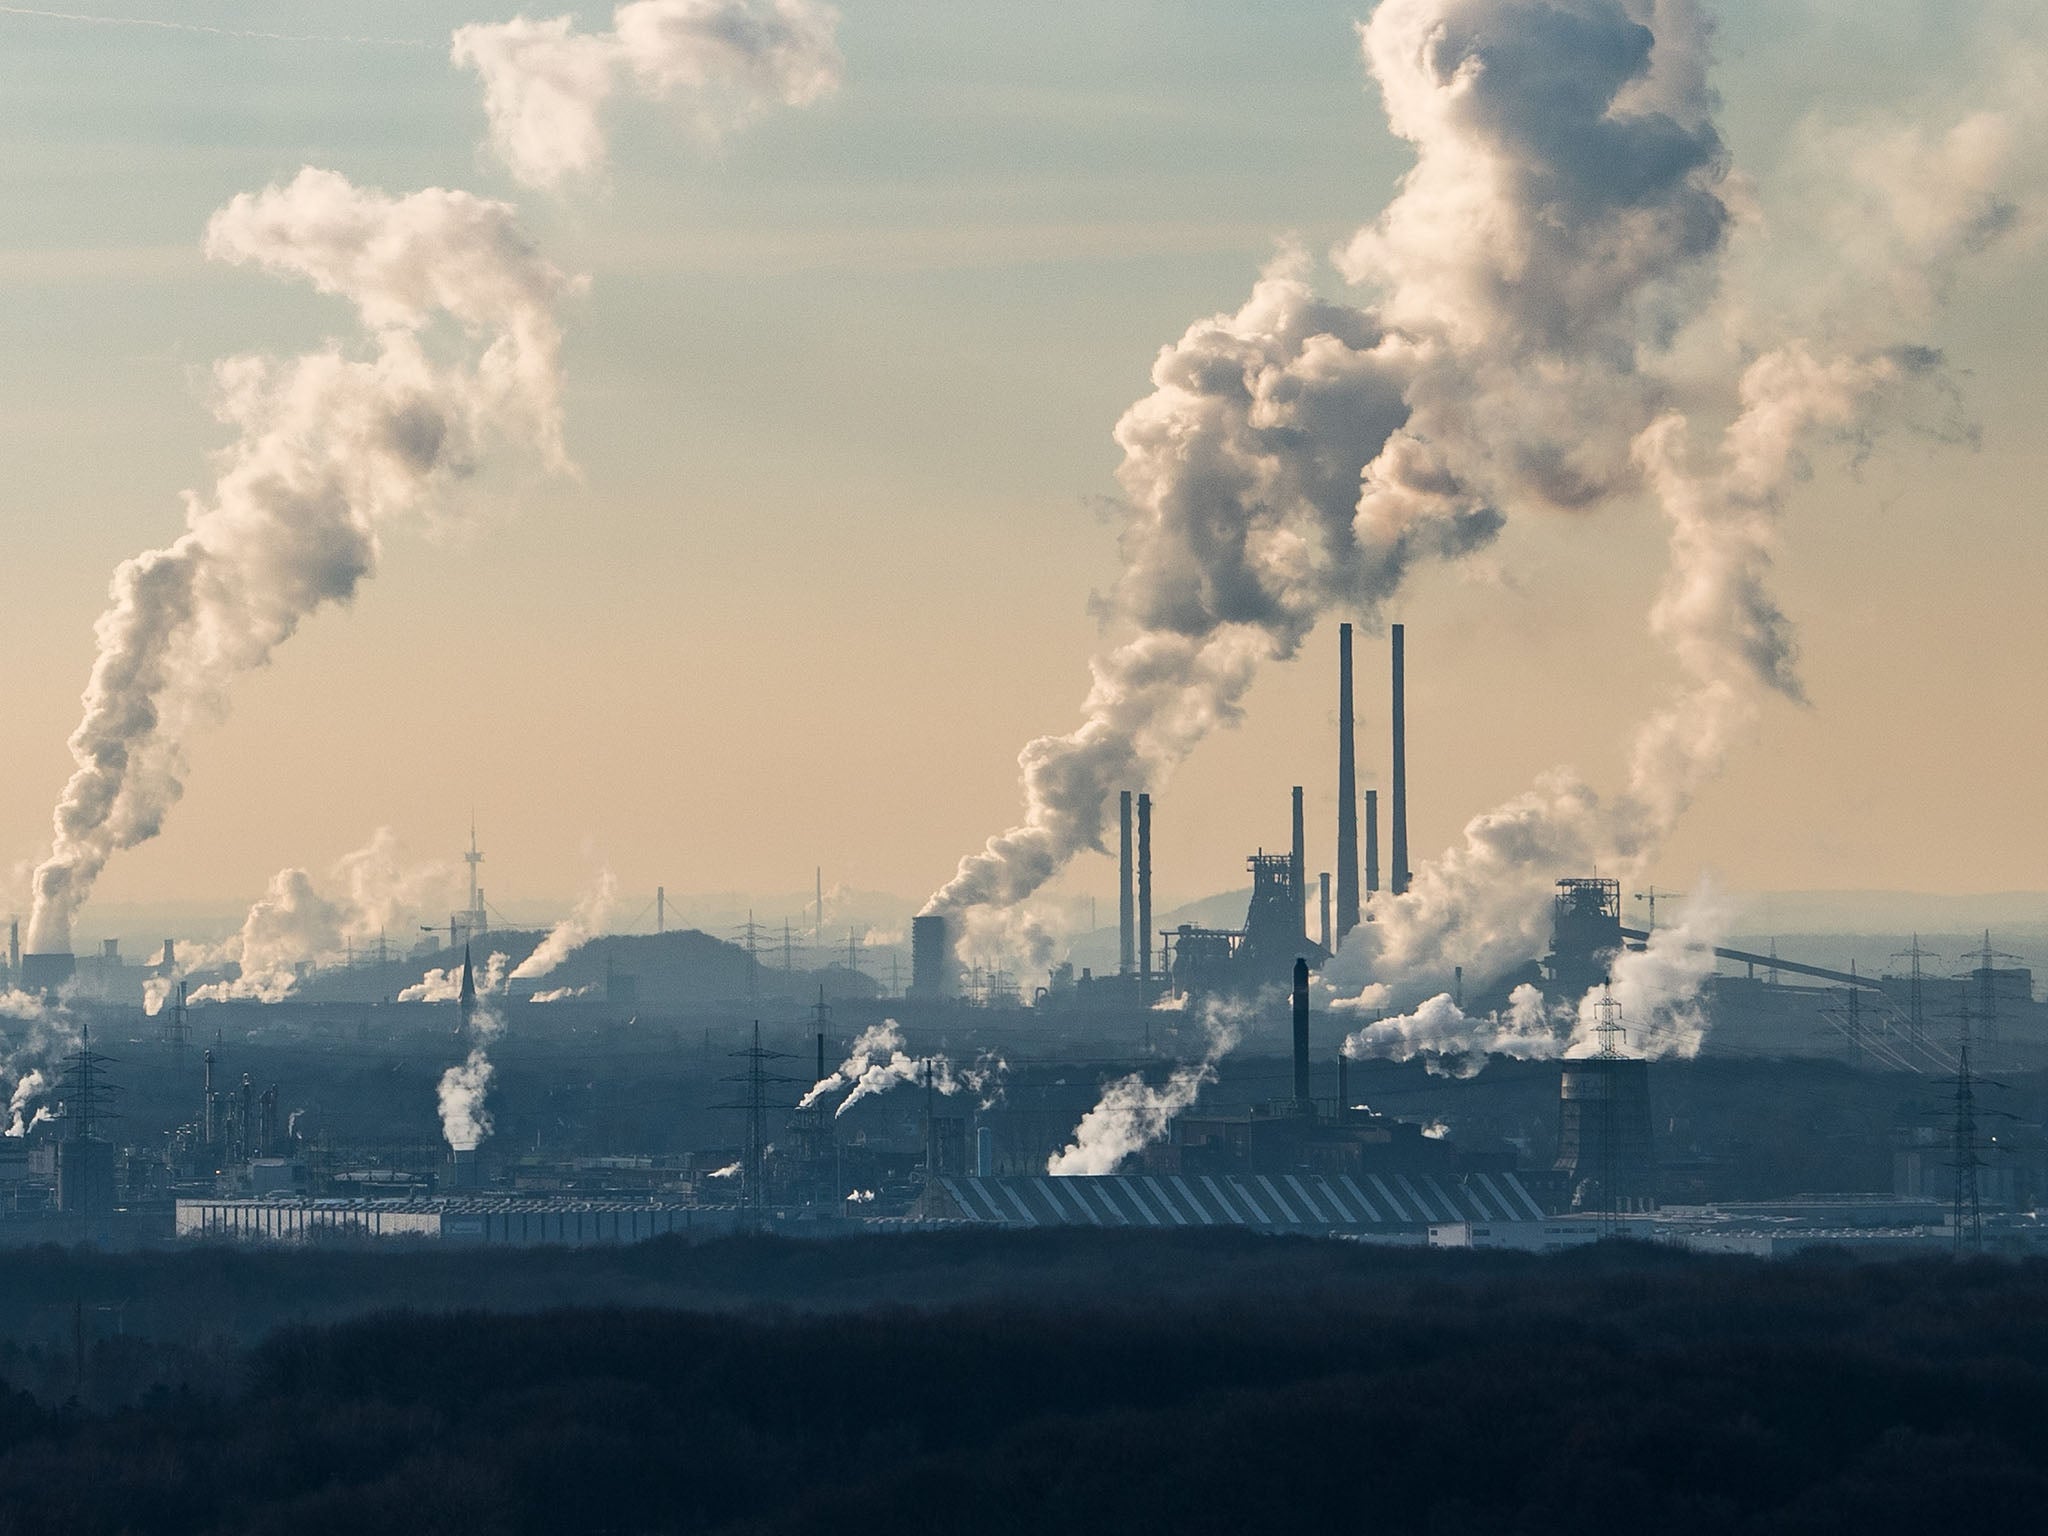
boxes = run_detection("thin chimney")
[1291,785,1307,943]
[1137,793,1153,989]
[1336,622,1360,941]
[1365,788,1380,898]
[1390,623,1410,896]
[1292,956,1311,1113]
[1118,789,1135,977]
[1319,872,1331,954]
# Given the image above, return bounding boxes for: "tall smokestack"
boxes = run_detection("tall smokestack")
[1319,872,1331,953]
[1365,789,1380,898]
[6,918,16,983]
[1336,622,1359,941]
[1118,789,1135,977]
[1336,1050,1350,1124]
[1290,786,1306,942]
[1136,793,1152,988]
[1292,956,1310,1113]
[1390,623,1409,896]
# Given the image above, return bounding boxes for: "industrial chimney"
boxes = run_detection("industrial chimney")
[1291,956,1311,1113]
[1319,872,1331,954]
[1290,786,1306,943]
[1118,789,1135,977]
[1137,793,1153,989]
[1390,623,1410,896]
[1336,623,1360,941]
[910,915,954,1000]
[1364,788,1380,899]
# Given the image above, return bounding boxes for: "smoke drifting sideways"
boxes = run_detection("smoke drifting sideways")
[800,1021,1005,1118]
[453,0,841,189]
[23,172,575,958]
[1337,885,1729,1076]
[404,950,510,1003]
[510,867,618,981]
[925,0,1735,964]
[1046,1000,1246,1176]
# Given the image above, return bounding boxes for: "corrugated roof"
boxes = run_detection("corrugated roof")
[938,1170,1542,1232]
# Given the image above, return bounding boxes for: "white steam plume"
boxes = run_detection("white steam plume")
[1340,342,1933,1004]
[437,1048,496,1152]
[1339,982,1562,1073]
[927,0,1734,959]
[24,170,574,955]
[511,868,619,980]
[528,984,597,1003]
[1046,1001,1245,1176]
[800,1021,1004,1117]
[453,0,841,188]
[1566,883,1730,1058]
[182,829,457,1002]
[0,992,81,1136]
[5,1070,50,1138]
[437,996,507,1151]
[403,951,510,1003]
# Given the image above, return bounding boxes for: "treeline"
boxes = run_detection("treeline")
[0,1234,2046,1531]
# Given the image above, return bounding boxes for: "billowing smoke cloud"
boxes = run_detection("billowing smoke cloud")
[183,829,456,1002]
[0,993,79,1137]
[1567,882,1728,1058]
[1338,981,1561,1073]
[1046,1000,1246,1176]
[437,993,507,1151]
[510,867,618,980]
[5,1070,51,1139]
[1340,341,1930,1004]
[24,171,573,955]
[800,1021,1004,1117]
[927,0,1735,957]
[403,950,510,1003]
[453,0,841,188]
[437,1047,496,1151]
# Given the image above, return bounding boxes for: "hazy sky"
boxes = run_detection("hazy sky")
[2,0,2043,941]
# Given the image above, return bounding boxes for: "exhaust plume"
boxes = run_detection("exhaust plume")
[404,950,511,1003]
[529,983,598,1003]
[183,829,456,1002]
[437,994,506,1151]
[453,0,842,188]
[510,867,619,980]
[927,0,1734,955]
[24,170,573,955]
[1046,1001,1245,1176]
[800,1020,1004,1116]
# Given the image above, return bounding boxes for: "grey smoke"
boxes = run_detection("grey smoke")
[927,0,1733,958]
[25,170,573,955]
[453,0,842,188]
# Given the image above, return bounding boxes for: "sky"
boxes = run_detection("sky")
[1,0,2044,953]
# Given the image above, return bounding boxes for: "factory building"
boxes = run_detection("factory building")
[175,1195,742,1245]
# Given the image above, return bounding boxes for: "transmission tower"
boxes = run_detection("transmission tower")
[61,1024,121,1143]
[1952,996,1983,1256]
[1890,935,1939,1053]
[1959,931,2021,1065]
[714,1022,801,1219]
[731,911,769,1004]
